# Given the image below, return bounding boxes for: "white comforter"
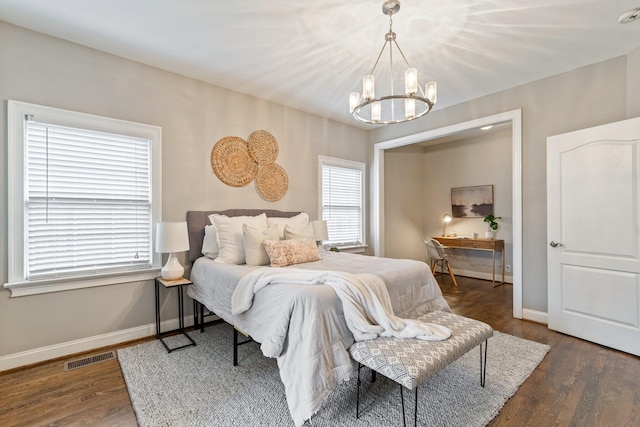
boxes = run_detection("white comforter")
[233,268,452,342]
[188,251,450,426]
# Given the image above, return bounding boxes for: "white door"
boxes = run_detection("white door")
[547,117,640,356]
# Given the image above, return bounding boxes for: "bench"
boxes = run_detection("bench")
[349,311,494,427]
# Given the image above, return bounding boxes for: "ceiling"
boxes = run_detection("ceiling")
[1,0,639,129]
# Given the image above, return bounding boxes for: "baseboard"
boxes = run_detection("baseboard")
[450,268,513,284]
[522,308,548,325]
[0,316,195,372]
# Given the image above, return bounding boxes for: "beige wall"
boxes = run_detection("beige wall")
[384,128,513,280]
[0,22,369,365]
[373,56,629,313]
[383,144,425,260]
[628,46,640,118]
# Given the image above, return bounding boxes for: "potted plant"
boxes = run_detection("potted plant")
[483,214,502,239]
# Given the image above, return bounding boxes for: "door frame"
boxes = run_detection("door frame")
[372,109,523,319]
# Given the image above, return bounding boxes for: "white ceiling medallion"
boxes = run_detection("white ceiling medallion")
[618,7,640,24]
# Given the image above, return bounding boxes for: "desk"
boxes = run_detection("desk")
[431,237,505,287]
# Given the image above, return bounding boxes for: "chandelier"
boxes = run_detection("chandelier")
[349,0,437,125]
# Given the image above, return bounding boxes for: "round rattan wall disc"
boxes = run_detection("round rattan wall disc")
[248,130,279,165]
[255,163,288,201]
[210,136,258,187]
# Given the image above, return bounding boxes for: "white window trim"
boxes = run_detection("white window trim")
[4,100,162,297]
[318,155,367,250]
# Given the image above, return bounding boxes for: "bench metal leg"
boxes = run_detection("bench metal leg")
[400,386,406,427]
[480,339,488,387]
[414,387,418,427]
[399,385,419,427]
[355,363,362,419]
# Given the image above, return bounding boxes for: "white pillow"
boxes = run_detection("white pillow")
[284,223,315,240]
[201,225,219,259]
[211,213,268,264]
[267,212,309,240]
[243,224,279,266]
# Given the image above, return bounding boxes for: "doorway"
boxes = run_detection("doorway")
[373,109,523,319]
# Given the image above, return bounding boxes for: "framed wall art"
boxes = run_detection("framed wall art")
[451,185,494,218]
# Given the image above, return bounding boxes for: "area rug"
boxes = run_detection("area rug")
[118,323,550,427]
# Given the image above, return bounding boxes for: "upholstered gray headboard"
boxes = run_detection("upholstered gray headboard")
[186,209,301,263]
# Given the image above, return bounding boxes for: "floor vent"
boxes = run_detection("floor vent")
[64,351,116,371]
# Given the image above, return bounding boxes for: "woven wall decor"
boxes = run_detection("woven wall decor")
[255,163,288,201]
[210,136,258,187]
[248,130,279,165]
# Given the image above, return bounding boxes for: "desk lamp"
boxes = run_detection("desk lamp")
[442,214,452,237]
[156,221,190,280]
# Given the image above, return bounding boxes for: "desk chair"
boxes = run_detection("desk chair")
[423,237,458,287]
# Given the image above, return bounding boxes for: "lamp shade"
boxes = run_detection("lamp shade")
[155,222,189,253]
[311,220,329,241]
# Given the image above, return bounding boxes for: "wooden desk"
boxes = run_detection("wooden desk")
[431,236,505,287]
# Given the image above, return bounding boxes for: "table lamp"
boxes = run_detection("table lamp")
[311,220,329,250]
[442,214,452,237]
[155,221,190,280]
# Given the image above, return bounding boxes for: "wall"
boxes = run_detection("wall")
[384,127,513,281]
[382,144,425,260]
[0,21,369,368]
[373,56,628,313]
[628,46,640,118]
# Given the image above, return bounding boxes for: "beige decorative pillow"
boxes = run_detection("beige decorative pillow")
[262,237,321,267]
[267,212,309,239]
[211,213,268,264]
[283,223,314,240]
[243,224,279,266]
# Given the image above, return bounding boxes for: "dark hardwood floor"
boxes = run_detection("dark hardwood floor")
[1,276,639,426]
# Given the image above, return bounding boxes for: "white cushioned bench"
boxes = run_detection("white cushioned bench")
[349,311,494,427]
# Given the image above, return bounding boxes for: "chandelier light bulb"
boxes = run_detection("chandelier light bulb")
[405,98,415,118]
[426,81,437,104]
[349,92,361,113]
[405,68,418,95]
[371,101,381,121]
[363,75,375,100]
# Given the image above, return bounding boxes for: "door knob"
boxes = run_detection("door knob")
[549,241,563,247]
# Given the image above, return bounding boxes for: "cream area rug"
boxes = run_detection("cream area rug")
[117,322,550,426]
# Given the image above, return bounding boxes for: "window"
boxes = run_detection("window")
[5,101,162,296]
[319,156,366,249]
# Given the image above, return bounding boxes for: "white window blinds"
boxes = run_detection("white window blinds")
[24,120,152,279]
[321,159,365,247]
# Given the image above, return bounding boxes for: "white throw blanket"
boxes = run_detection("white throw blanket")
[232,268,451,342]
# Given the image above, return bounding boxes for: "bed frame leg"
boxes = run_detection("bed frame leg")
[233,328,239,366]
[200,303,205,333]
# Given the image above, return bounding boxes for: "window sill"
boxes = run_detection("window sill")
[3,268,161,297]
[327,245,368,254]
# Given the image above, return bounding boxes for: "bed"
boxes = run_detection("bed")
[185,209,451,426]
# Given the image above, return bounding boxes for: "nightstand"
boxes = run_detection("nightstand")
[155,276,196,353]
